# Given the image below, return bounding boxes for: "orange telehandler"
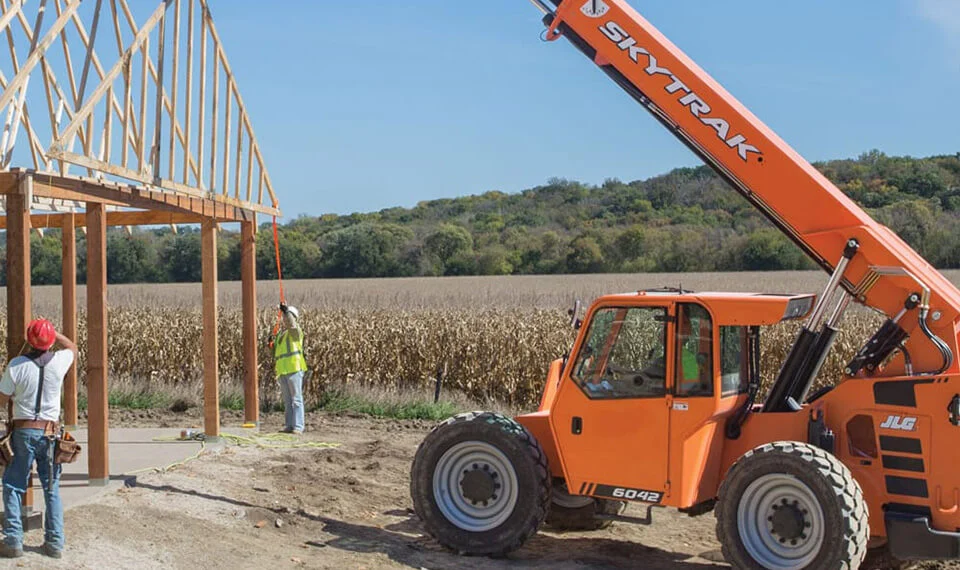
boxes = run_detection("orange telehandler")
[410,1,960,567]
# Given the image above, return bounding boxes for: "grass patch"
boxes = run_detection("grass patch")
[108,390,172,410]
[77,390,172,411]
[314,389,460,421]
[219,390,245,411]
[78,381,471,421]
[75,377,491,421]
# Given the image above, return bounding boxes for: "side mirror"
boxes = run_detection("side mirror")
[568,299,583,329]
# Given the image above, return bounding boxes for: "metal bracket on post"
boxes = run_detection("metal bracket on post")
[19,171,32,210]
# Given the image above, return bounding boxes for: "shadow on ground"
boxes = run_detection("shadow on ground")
[135,481,724,569]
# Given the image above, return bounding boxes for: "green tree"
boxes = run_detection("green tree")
[566,235,605,273]
[477,247,512,275]
[613,225,647,263]
[108,232,161,283]
[30,233,62,285]
[739,229,809,270]
[424,224,473,275]
[159,232,202,282]
[322,223,413,278]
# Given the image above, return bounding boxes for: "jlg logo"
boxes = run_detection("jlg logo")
[880,415,918,431]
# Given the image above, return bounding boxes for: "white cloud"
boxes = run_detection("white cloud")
[916,0,960,42]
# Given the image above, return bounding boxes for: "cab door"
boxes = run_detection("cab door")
[550,303,674,505]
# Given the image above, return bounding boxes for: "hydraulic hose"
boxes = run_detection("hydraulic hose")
[900,342,913,376]
[918,308,952,375]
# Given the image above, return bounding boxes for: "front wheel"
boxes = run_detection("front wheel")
[410,412,550,556]
[716,441,869,569]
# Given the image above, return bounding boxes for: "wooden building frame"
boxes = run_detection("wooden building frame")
[0,0,279,486]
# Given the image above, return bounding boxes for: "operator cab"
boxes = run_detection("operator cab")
[569,289,814,402]
[539,288,815,510]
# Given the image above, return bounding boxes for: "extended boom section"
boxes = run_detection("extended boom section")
[535,0,960,377]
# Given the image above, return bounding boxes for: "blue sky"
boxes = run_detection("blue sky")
[211,0,960,218]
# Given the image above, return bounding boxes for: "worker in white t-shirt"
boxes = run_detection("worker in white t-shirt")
[0,319,77,559]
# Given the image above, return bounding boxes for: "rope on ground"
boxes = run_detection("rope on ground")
[126,439,207,475]
[219,432,340,450]
[125,432,340,475]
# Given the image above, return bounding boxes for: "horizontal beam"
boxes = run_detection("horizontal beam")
[0,210,204,229]
[0,171,265,221]
[48,151,281,217]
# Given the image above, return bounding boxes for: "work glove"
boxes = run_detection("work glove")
[279,303,288,314]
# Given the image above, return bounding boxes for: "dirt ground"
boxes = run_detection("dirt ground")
[5,410,958,569]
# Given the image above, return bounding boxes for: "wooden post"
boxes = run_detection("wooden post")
[202,219,220,437]
[5,186,37,525]
[240,219,258,426]
[62,214,78,428]
[86,202,109,485]
[6,191,30,361]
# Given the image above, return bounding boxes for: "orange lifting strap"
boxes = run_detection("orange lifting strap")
[269,211,286,347]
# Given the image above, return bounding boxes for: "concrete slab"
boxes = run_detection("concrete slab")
[58,428,211,510]
[2,427,250,520]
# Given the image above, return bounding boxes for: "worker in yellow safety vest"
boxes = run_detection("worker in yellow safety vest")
[275,304,308,434]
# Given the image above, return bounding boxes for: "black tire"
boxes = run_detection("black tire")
[716,441,869,570]
[410,411,550,556]
[546,483,626,531]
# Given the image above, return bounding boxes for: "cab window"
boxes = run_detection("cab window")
[720,326,750,397]
[572,306,667,399]
[675,304,713,397]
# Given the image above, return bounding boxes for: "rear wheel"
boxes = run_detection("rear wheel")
[410,412,550,556]
[546,483,626,531]
[716,441,868,570]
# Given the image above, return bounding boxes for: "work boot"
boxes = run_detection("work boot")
[41,543,62,559]
[279,427,293,434]
[0,543,23,558]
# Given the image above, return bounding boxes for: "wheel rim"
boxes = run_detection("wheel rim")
[432,441,520,532]
[736,474,826,569]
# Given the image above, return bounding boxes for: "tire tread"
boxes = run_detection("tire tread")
[411,411,550,556]
[715,441,869,569]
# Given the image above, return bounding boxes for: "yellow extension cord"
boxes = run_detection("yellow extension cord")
[126,432,340,475]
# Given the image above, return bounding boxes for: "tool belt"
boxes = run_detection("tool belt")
[0,355,82,466]
[12,419,58,434]
[0,403,11,467]
[54,431,80,464]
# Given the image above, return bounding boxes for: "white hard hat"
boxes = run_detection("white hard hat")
[286,306,300,320]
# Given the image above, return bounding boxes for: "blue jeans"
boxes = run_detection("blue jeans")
[2,429,63,550]
[279,372,305,432]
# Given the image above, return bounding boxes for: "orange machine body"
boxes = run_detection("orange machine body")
[515,0,960,553]
[517,291,960,542]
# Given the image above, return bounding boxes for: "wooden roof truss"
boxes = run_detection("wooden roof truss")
[0,0,279,224]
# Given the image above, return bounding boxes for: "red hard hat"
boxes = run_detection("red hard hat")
[26,319,56,351]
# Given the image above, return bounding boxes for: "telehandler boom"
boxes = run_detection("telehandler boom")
[410,1,960,567]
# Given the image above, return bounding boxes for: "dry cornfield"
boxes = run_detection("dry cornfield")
[0,270,955,409]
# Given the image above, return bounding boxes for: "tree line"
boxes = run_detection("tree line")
[2,150,959,284]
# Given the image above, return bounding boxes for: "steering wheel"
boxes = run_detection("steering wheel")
[633,370,655,386]
[605,363,655,386]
